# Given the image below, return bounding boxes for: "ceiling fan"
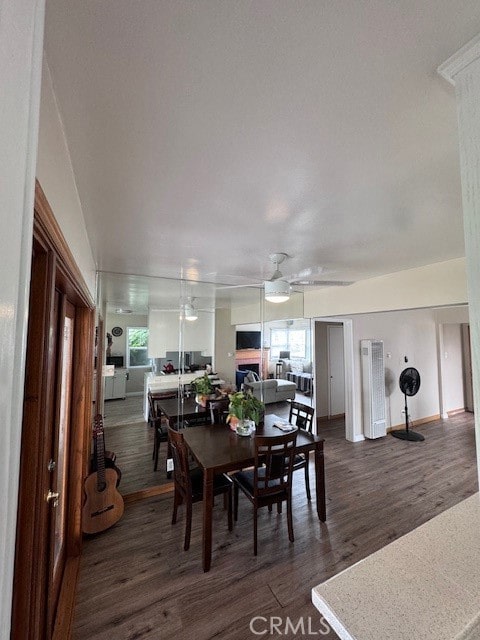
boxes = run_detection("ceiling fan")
[220,253,354,303]
[152,297,214,321]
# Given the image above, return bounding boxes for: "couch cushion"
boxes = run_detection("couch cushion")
[276,379,296,391]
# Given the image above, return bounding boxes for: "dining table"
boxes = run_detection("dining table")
[182,414,326,572]
[153,395,208,428]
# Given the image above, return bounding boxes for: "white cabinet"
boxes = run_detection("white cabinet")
[104,368,127,400]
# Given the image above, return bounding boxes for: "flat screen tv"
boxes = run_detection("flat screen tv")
[236,331,261,350]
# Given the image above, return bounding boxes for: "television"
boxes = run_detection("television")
[236,331,261,350]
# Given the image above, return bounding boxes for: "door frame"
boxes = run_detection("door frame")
[12,181,95,640]
[313,317,360,442]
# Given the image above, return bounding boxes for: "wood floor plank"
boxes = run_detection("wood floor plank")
[74,411,478,640]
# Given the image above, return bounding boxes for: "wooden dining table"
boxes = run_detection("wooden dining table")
[182,414,326,572]
[153,395,208,428]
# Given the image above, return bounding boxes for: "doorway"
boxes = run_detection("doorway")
[327,324,345,418]
[12,183,95,640]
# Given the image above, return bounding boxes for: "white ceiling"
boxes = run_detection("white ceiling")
[44,1,480,311]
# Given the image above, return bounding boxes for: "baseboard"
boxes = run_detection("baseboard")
[123,483,174,504]
[387,414,440,432]
[126,391,143,397]
[447,408,467,417]
[52,555,80,640]
[351,433,365,442]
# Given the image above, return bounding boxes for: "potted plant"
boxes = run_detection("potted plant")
[227,390,265,436]
[191,372,214,406]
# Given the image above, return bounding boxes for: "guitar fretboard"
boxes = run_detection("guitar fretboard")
[93,415,107,491]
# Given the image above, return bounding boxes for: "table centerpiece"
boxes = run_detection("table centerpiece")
[227,390,264,436]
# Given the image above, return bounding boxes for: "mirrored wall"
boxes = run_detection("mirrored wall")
[96,271,308,496]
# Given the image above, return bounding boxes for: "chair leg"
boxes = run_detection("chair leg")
[233,484,239,521]
[172,489,179,525]
[253,506,258,556]
[277,501,282,514]
[184,500,192,551]
[304,454,311,501]
[153,432,160,471]
[287,496,294,543]
[268,504,272,513]
[227,489,233,532]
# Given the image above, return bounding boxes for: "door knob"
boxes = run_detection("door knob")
[46,490,60,507]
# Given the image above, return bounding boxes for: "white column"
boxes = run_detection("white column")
[0,0,45,635]
[438,35,480,489]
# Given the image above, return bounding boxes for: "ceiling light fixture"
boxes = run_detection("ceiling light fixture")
[264,253,291,303]
[264,278,291,303]
[183,301,198,321]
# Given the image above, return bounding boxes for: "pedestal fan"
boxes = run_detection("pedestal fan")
[391,367,425,442]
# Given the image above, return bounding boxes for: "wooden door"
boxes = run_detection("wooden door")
[12,182,95,640]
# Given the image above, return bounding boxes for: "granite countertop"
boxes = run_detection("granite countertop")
[312,494,480,640]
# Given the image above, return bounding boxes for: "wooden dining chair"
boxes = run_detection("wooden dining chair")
[209,397,230,425]
[168,427,233,551]
[288,401,315,500]
[232,430,297,556]
[148,391,175,471]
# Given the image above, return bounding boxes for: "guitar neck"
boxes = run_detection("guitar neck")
[93,416,107,490]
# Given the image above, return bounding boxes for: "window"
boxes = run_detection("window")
[126,327,150,368]
[270,328,306,359]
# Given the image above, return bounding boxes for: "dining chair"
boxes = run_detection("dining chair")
[168,427,233,551]
[232,430,297,556]
[209,397,230,424]
[288,400,315,500]
[148,391,175,471]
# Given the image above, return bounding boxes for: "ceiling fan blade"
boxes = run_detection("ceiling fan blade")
[216,283,263,290]
[288,279,355,287]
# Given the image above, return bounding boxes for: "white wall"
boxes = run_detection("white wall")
[305,258,467,319]
[350,309,442,434]
[148,309,214,359]
[0,0,45,635]
[214,308,236,385]
[36,58,96,297]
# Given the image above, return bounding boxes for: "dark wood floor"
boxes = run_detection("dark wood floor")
[74,412,478,639]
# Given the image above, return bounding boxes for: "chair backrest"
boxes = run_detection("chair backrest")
[148,391,158,422]
[289,401,315,433]
[253,431,297,499]
[209,397,230,424]
[168,427,191,496]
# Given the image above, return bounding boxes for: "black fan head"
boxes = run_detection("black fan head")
[399,367,421,396]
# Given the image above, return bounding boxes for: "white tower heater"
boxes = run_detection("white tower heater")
[361,339,386,439]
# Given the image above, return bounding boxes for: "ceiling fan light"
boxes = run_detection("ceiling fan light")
[264,279,291,304]
[183,303,198,321]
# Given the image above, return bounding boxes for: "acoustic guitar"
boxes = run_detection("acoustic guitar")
[82,414,124,534]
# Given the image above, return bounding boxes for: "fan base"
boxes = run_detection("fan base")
[391,429,425,442]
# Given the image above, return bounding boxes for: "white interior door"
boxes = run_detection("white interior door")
[328,325,345,417]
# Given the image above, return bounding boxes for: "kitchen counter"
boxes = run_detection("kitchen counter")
[143,371,224,420]
[312,493,480,640]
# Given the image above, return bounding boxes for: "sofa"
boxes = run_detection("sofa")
[243,378,296,404]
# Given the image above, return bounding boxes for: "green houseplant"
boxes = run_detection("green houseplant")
[191,373,214,406]
[227,390,265,435]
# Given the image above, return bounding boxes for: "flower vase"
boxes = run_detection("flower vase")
[236,419,255,436]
